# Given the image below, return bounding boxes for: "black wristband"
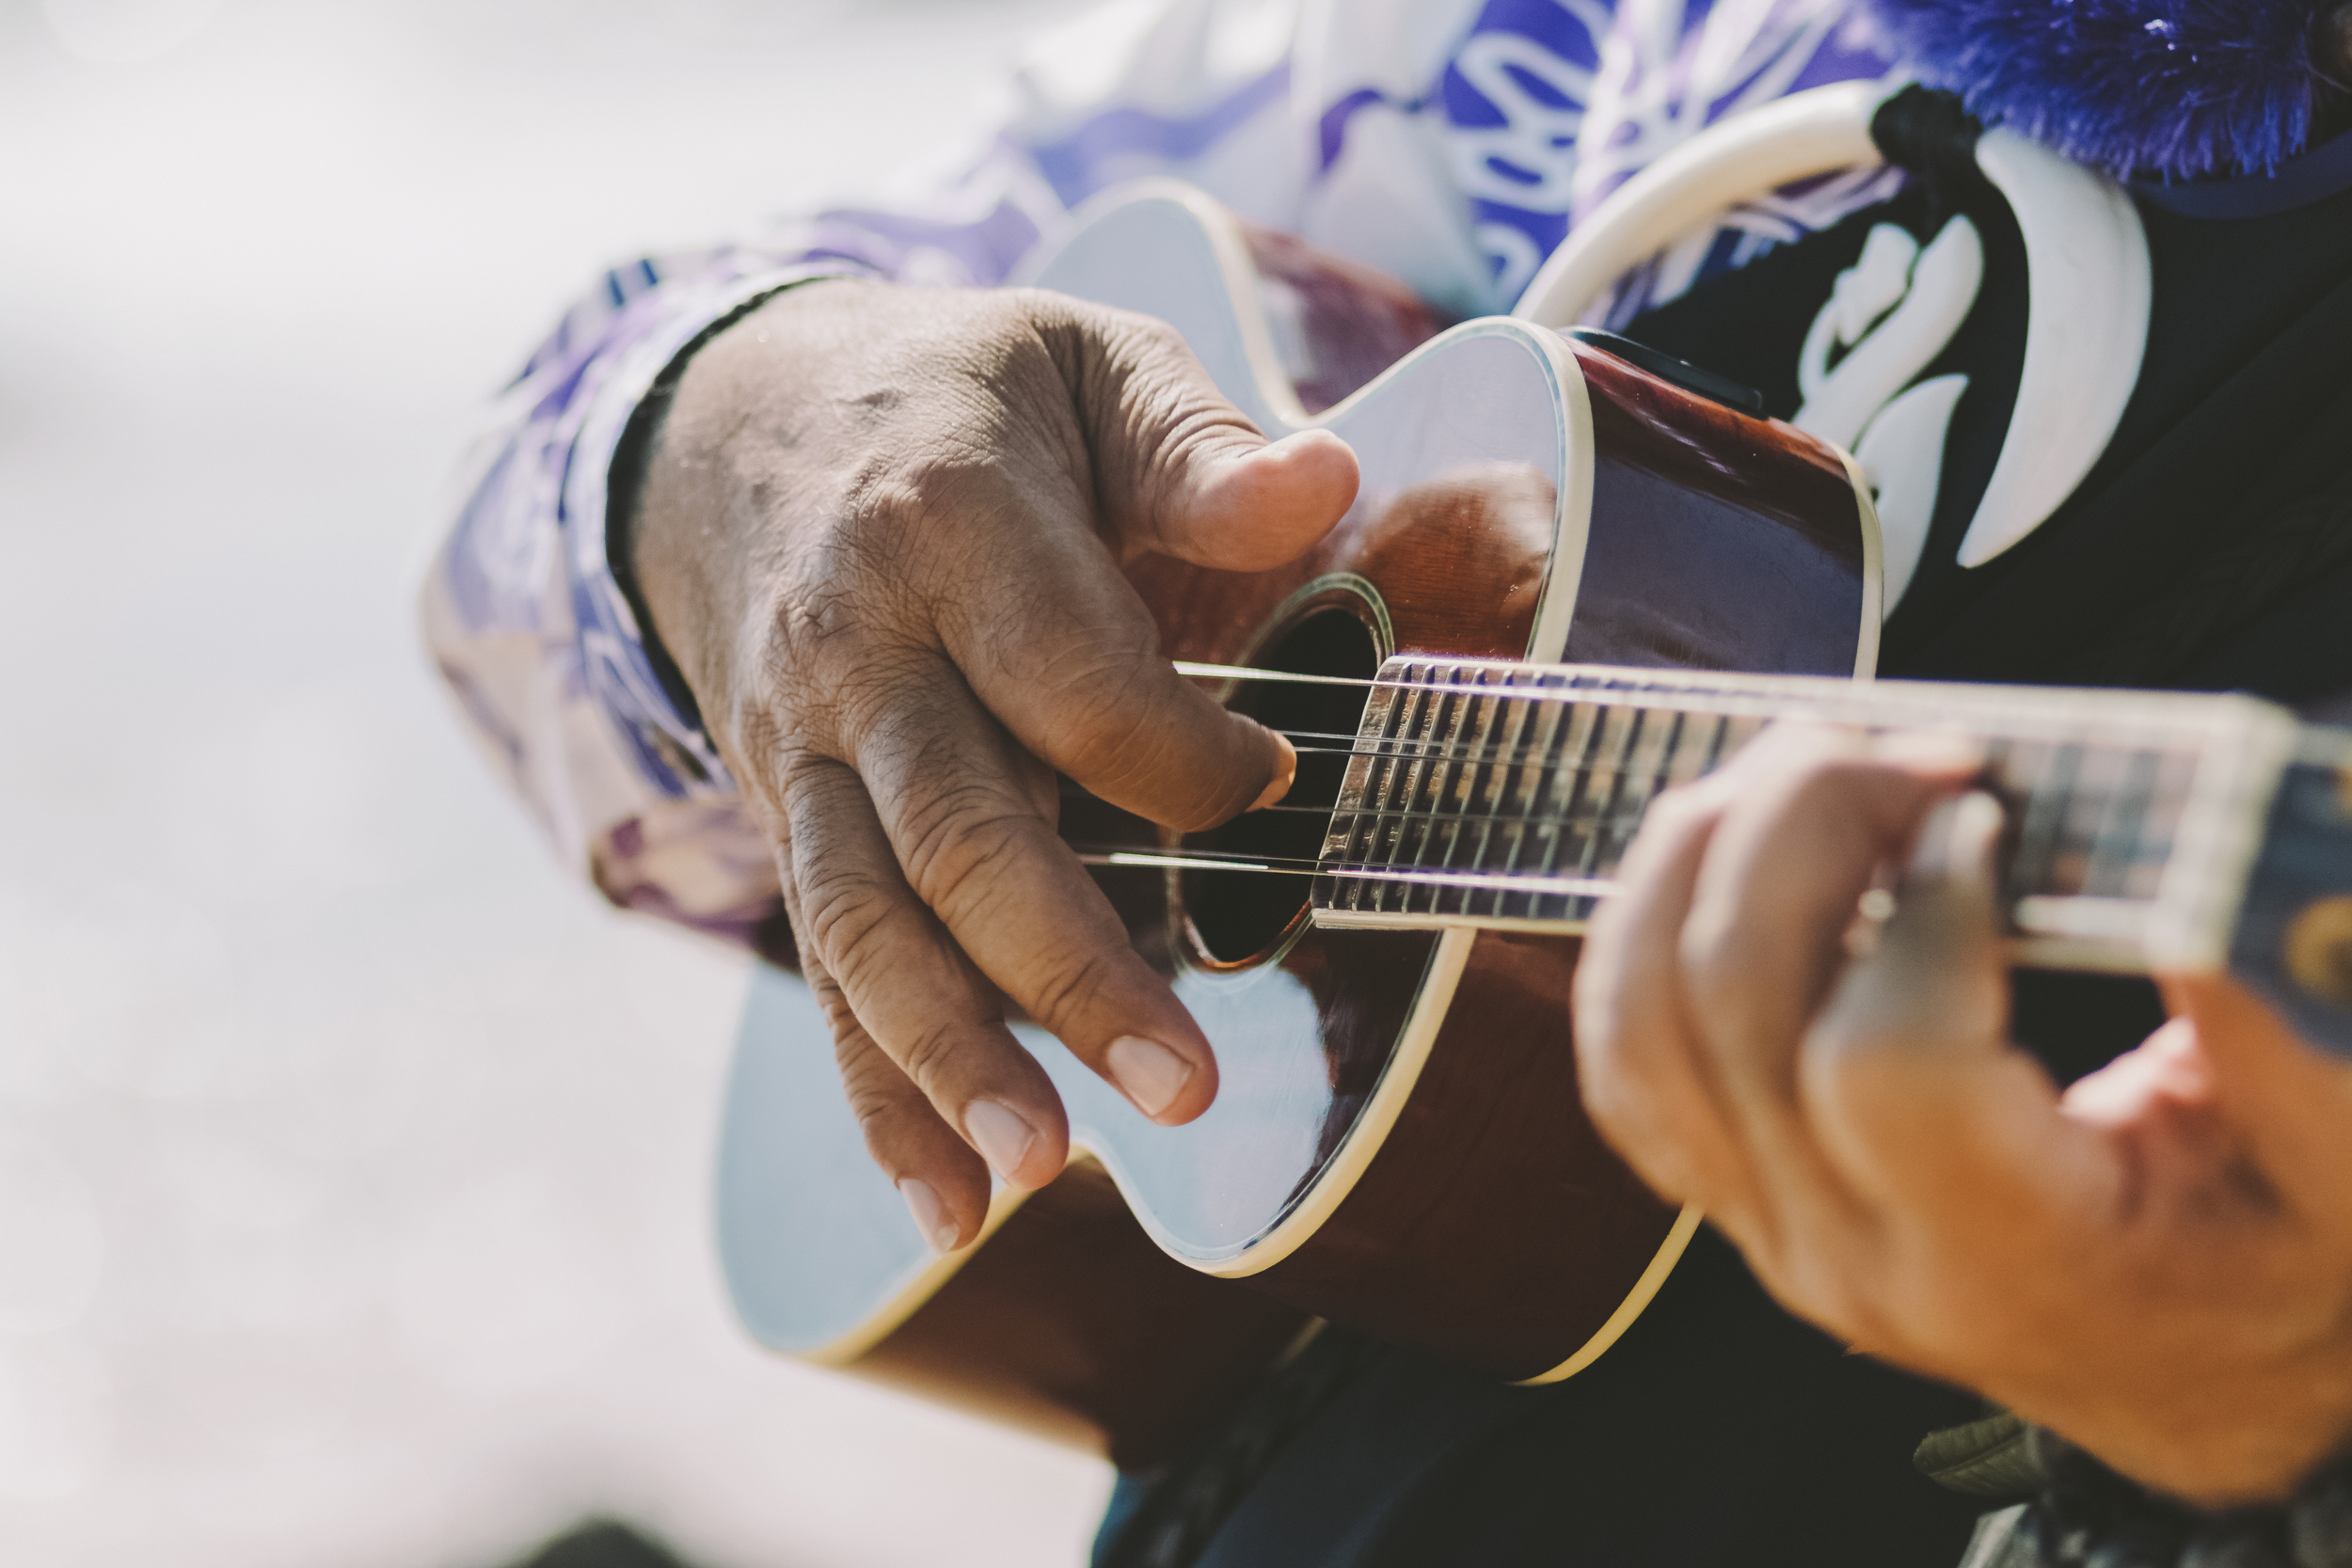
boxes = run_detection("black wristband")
[604,278,821,736]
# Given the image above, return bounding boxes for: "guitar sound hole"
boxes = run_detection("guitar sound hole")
[1184,610,1379,965]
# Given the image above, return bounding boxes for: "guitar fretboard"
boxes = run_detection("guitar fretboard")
[1311,657,2302,972]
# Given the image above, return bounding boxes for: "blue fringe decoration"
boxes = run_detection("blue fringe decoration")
[1865,0,2332,179]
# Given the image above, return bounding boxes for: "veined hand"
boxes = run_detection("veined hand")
[633,279,1359,1254]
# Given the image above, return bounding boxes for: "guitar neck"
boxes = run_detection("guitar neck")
[1311,655,2339,980]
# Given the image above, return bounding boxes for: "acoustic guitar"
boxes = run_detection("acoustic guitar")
[711,182,2352,1467]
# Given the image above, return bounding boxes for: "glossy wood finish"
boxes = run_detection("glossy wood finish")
[719,954,1324,1464]
[854,1160,1309,1467]
[1235,218,1440,413]
[1118,335,1847,1374]
[715,183,1873,1459]
[1568,343,1869,674]
[1248,932,1677,1380]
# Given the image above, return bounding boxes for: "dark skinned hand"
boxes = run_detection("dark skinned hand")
[631,278,1359,1255]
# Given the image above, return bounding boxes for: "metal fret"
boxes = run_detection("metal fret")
[1425,673,1500,915]
[2052,742,2126,896]
[2130,750,2200,903]
[1464,680,1538,916]
[1309,655,2305,974]
[1568,705,1637,881]
[1319,667,1406,914]
[1485,681,1565,919]
[1397,669,1464,914]
[2081,747,2157,900]
[1607,705,1682,872]
[1360,669,1427,913]
[2005,741,2077,902]
[1534,691,1603,880]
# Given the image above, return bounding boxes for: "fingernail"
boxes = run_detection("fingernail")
[1876,729,1984,774]
[1106,1035,1195,1118]
[898,1178,960,1255]
[964,1099,1040,1181]
[1950,790,2006,875]
[1908,790,2004,883]
[1251,736,1297,812]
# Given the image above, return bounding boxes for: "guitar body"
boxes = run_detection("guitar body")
[717,184,1882,1466]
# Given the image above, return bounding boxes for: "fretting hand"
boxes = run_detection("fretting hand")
[1573,724,2352,1505]
[632,279,1359,1253]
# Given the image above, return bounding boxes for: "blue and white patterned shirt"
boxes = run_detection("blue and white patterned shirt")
[421,0,1898,948]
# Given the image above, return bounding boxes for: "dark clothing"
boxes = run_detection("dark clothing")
[1634,145,2352,705]
[1100,1230,1984,1568]
[1637,150,2352,1079]
[1202,1232,1982,1568]
[1106,135,2352,1568]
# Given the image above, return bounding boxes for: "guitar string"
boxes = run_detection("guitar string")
[1066,844,1623,896]
[1137,718,2189,776]
[1174,661,1775,698]
[1059,818,1642,860]
[1051,711,1714,877]
[1052,739,1692,835]
[1028,666,2183,892]
[1179,663,1838,709]
[1067,808,2158,895]
[1171,662,2199,747]
[1173,657,2215,794]
[1063,820,2155,897]
[1173,660,1893,705]
[1090,724,2173,824]
[1211,716,2154,775]
[1055,742,1695,781]
[1186,673,1822,721]
[1058,774,2160,890]
[1058,744,2026,842]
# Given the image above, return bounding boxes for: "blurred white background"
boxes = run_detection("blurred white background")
[0,0,1113,1563]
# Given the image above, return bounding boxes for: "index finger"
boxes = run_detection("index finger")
[934,483,1301,831]
[1574,773,1771,1222]
[1804,789,2073,1206]
[848,664,1223,1127]
[1661,729,1981,1247]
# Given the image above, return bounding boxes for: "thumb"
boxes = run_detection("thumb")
[1047,295,1360,571]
